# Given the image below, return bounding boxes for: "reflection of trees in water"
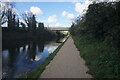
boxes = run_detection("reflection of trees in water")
[28,41,37,61]
[27,40,45,61]
[23,45,26,51]
[2,37,64,78]
[38,40,44,52]
[8,47,19,68]
[4,37,62,64]
[3,47,20,78]
[6,39,45,65]
[16,47,20,52]
[3,40,45,77]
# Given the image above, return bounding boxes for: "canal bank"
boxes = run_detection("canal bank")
[20,36,69,78]
[40,37,92,78]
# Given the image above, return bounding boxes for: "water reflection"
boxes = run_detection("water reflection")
[2,37,66,78]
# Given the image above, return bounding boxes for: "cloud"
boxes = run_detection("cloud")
[30,6,43,15]
[62,11,75,19]
[74,0,118,16]
[19,19,25,23]
[75,0,92,16]
[62,11,68,16]
[75,2,87,15]
[74,0,119,16]
[67,13,75,19]
[37,18,58,27]
[55,23,61,27]
[47,14,57,24]
[85,0,93,4]
[45,46,57,54]
[37,19,45,23]
[39,14,59,27]
[19,19,28,27]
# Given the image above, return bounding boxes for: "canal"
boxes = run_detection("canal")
[2,37,66,78]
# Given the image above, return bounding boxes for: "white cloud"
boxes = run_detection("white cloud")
[37,19,45,23]
[62,11,68,16]
[23,11,28,14]
[23,10,33,15]
[12,8,19,15]
[85,0,93,5]
[30,6,43,15]
[74,0,118,16]
[39,14,59,27]
[47,14,57,24]
[75,0,92,16]
[55,23,61,27]
[19,19,25,23]
[75,2,87,15]
[1,22,7,27]
[67,13,75,19]
[62,11,75,19]
[45,46,57,54]
[19,19,27,27]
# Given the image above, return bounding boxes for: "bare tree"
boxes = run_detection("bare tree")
[22,11,33,29]
[0,2,8,27]
[22,11,36,30]
[0,2,16,27]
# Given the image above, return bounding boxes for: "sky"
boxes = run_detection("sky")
[1,0,119,27]
[14,0,93,27]
[15,2,77,27]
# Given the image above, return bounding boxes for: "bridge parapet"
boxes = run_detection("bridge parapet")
[46,27,69,31]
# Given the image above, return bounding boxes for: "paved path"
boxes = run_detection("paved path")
[40,37,92,78]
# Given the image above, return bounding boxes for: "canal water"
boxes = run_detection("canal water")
[2,37,66,78]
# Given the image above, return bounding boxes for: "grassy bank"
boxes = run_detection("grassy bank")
[20,36,69,79]
[72,36,119,78]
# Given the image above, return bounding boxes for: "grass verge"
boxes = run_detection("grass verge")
[20,36,69,79]
[72,36,119,78]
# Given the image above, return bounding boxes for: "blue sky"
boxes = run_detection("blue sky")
[16,2,76,27]
[14,0,92,27]
[1,0,118,27]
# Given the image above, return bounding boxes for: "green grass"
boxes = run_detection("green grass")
[20,36,69,79]
[72,36,119,78]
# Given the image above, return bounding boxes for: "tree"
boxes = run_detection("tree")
[38,22,44,29]
[0,2,8,27]
[69,22,75,35]
[20,22,26,29]
[22,12,37,34]
[31,15,36,31]
[84,2,117,39]
[4,2,19,30]
[7,8,18,30]
[116,1,120,22]
[0,2,16,27]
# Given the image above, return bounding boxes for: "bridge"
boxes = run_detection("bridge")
[46,27,69,31]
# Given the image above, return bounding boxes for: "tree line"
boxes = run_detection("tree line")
[70,1,120,49]
[0,2,64,41]
[70,1,120,78]
[1,2,46,31]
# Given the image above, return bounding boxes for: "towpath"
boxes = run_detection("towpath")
[40,37,92,78]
